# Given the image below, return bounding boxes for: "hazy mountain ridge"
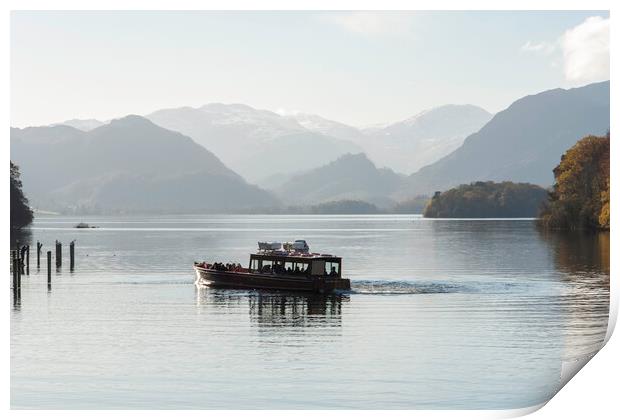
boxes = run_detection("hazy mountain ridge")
[358,104,493,174]
[274,153,406,207]
[10,116,279,213]
[21,81,610,214]
[45,103,493,184]
[53,118,106,131]
[147,104,364,182]
[402,81,610,197]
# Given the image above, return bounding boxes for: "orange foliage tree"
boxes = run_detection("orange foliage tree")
[539,133,610,230]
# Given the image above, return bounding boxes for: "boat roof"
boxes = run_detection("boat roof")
[250,251,341,262]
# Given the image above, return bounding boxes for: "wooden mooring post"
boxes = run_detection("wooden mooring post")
[18,249,22,288]
[37,241,42,268]
[55,240,62,268]
[47,251,52,290]
[25,245,30,275]
[70,241,75,271]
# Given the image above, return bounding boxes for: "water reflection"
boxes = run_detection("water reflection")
[539,229,610,275]
[538,230,610,362]
[12,287,21,310]
[196,287,347,328]
[249,292,346,327]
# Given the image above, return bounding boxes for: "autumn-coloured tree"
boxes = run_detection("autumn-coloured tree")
[538,134,610,230]
[10,161,33,229]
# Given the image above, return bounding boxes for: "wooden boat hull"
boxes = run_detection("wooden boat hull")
[194,266,350,293]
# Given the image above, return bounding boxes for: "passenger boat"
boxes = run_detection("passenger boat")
[193,240,351,293]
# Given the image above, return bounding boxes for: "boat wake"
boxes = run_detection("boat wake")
[348,280,473,295]
[348,278,532,295]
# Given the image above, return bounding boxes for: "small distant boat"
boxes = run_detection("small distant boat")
[194,240,350,293]
[75,222,98,228]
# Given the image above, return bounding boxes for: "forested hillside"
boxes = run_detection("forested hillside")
[423,181,548,218]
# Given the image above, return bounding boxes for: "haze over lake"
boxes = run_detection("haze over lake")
[10,215,609,409]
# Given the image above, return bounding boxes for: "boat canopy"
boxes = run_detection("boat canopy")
[249,253,342,277]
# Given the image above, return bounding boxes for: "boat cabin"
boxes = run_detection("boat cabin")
[249,253,342,278]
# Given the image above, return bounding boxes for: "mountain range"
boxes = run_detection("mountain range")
[56,103,494,184]
[10,116,278,213]
[403,81,610,196]
[12,80,610,214]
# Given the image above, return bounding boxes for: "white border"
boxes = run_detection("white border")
[3,1,617,419]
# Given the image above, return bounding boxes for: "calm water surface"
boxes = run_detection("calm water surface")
[10,215,610,409]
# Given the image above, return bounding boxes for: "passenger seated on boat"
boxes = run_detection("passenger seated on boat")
[261,265,272,273]
[330,267,338,277]
[294,266,301,274]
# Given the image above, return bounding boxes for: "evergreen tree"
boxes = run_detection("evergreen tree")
[10,161,33,229]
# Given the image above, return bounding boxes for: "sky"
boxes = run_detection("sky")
[10,10,610,128]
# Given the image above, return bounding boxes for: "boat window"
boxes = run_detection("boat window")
[284,262,294,272]
[325,261,340,277]
[273,261,286,274]
[250,259,259,271]
[293,262,309,274]
[261,260,273,273]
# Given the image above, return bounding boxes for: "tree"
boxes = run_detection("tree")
[538,134,610,230]
[10,161,33,229]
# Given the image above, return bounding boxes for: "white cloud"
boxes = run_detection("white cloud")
[321,11,414,37]
[520,16,609,85]
[520,40,556,55]
[561,16,609,84]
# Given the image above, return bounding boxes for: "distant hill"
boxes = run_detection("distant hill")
[53,119,105,131]
[274,153,405,207]
[146,103,362,182]
[423,181,548,218]
[404,81,610,196]
[359,104,493,173]
[10,116,279,213]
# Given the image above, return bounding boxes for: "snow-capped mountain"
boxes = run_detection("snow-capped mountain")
[284,105,493,175]
[284,113,365,143]
[147,104,361,182]
[359,104,493,174]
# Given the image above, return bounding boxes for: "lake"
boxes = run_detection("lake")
[10,215,610,409]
